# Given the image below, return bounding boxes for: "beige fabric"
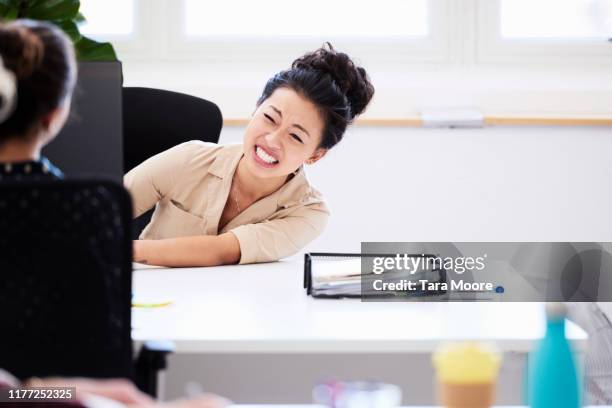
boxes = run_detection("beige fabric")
[124,141,329,264]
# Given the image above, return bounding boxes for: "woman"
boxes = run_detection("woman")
[126,43,374,266]
[0,19,75,180]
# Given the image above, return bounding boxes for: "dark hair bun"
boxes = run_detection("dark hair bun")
[291,42,374,118]
[0,22,44,80]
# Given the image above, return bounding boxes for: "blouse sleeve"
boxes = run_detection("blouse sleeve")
[229,202,329,264]
[123,142,194,218]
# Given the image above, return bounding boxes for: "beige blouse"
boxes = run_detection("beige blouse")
[124,141,329,264]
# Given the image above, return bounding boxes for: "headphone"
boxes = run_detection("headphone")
[0,56,16,124]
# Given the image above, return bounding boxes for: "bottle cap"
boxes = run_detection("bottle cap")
[545,302,567,321]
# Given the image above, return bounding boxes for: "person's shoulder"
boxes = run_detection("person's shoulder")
[303,185,329,214]
[178,141,244,158]
[279,169,329,214]
[175,140,223,154]
[171,140,223,163]
[174,141,243,177]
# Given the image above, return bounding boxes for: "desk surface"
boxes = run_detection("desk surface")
[132,260,587,353]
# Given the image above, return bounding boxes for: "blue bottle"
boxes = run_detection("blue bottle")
[527,303,581,408]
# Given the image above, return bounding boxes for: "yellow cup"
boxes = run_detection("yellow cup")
[432,342,502,408]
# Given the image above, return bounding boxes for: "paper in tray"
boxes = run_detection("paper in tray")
[303,253,448,298]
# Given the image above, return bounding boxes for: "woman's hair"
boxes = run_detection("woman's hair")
[0,19,77,142]
[257,43,374,149]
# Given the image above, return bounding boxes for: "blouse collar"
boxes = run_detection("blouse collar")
[0,157,63,179]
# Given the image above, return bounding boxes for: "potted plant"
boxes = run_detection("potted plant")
[0,0,117,61]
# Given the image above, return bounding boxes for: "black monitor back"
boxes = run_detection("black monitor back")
[43,61,123,182]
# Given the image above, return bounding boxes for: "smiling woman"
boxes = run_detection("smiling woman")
[124,43,374,267]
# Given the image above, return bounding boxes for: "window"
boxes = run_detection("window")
[185,0,429,38]
[166,0,447,63]
[477,0,612,63]
[500,0,612,39]
[79,0,136,38]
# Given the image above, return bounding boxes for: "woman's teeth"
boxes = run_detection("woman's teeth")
[256,146,278,164]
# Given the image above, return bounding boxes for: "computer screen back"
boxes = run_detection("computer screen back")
[43,61,123,182]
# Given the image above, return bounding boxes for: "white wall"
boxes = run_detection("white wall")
[121,62,612,119]
[219,124,612,254]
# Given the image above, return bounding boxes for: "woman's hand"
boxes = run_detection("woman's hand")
[24,377,155,407]
[24,376,230,408]
[133,240,147,264]
[160,394,231,408]
[131,234,240,267]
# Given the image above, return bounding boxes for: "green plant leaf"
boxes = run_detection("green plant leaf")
[54,19,81,42]
[0,0,19,18]
[27,0,80,21]
[1,0,118,62]
[75,36,117,61]
[0,0,19,9]
[1,6,19,19]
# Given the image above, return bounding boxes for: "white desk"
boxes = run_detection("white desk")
[131,259,587,354]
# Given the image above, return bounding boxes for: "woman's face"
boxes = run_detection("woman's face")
[243,87,326,179]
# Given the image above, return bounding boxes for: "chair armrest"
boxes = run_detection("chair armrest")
[134,340,175,398]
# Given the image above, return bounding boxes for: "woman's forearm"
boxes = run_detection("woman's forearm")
[133,232,241,267]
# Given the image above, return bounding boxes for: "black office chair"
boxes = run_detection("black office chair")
[0,180,169,396]
[123,87,223,238]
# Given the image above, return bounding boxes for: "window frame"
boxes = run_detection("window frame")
[80,0,165,59]
[476,0,612,64]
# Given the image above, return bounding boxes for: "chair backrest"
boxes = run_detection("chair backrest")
[0,180,133,380]
[123,87,223,238]
[123,87,223,173]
